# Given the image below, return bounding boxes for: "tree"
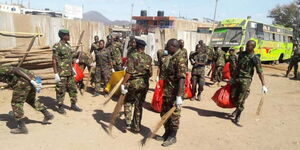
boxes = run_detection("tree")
[268,0,300,41]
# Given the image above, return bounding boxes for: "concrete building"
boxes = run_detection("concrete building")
[132,10,212,35]
[0,3,22,14]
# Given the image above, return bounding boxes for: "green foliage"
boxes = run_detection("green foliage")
[268,0,300,40]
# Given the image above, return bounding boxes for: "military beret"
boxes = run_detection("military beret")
[59,29,69,34]
[136,39,147,47]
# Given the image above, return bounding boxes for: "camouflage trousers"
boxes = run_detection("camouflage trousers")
[124,88,148,131]
[55,76,77,105]
[95,66,112,93]
[230,78,251,112]
[160,96,181,131]
[287,56,299,77]
[191,71,205,96]
[12,81,46,120]
[212,66,223,82]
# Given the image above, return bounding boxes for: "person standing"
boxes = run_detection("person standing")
[90,35,100,54]
[230,40,268,124]
[120,39,152,133]
[0,66,54,134]
[189,44,208,101]
[155,39,187,147]
[52,29,82,114]
[178,39,188,66]
[94,40,113,96]
[286,43,300,79]
[212,47,226,86]
[106,35,122,71]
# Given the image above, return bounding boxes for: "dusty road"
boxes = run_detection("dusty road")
[0,65,300,150]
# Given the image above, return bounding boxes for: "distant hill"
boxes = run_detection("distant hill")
[83,11,130,26]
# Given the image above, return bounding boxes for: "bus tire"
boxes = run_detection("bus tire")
[279,54,284,63]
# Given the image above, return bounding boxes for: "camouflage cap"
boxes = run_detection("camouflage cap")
[59,29,69,34]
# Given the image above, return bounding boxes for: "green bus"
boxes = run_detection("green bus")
[210,18,294,62]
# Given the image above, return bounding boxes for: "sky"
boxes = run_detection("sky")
[0,0,294,24]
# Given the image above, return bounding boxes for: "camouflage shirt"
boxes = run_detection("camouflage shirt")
[127,46,136,58]
[216,49,226,67]
[90,42,99,54]
[228,53,238,76]
[95,48,112,70]
[190,51,208,75]
[235,51,263,79]
[181,48,188,66]
[107,43,122,65]
[52,41,75,77]
[0,66,34,87]
[127,51,152,90]
[161,50,188,98]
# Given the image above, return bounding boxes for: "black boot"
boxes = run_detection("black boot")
[41,109,54,124]
[230,109,238,118]
[155,129,170,141]
[10,119,28,134]
[71,103,82,112]
[57,104,66,114]
[162,130,177,147]
[233,110,242,124]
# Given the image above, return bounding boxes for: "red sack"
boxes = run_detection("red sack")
[151,80,164,112]
[121,57,127,67]
[184,72,193,99]
[73,63,85,82]
[211,84,234,108]
[222,62,231,80]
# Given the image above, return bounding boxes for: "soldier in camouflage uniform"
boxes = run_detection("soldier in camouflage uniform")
[228,49,238,78]
[189,44,208,101]
[106,35,122,71]
[178,39,188,65]
[90,35,100,54]
[94,40,113,96]
[156,47,170,82]
[155,39,187,147]
[74,51,93,91]
[230,40,268,124]
[285,44,300,79]
[114,36,124,55]
[52,29,82,114]
[127,38,137,58]
[0,66,54,134]
[120,39,152,133]
[212,47,226,86]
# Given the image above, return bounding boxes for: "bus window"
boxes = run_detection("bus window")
[283,36,286,42]
[275,34,280,42]
[264,33,270,41]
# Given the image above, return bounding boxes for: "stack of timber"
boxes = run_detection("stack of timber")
[0,46,56,88]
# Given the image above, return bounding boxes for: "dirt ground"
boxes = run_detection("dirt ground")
[0,64,300,150]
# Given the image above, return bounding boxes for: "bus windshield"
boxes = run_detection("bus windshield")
[211,28,243,46]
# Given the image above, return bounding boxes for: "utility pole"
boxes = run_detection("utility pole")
[130,3,134,35]
[209,0,219,44]
[28,0,30,8]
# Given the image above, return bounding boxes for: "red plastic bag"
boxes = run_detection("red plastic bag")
[73,63,85,82]
[211,84,234,108]
[184,72,193,99]
[222,62,231,80]
[121,57,127,67]
[151,80,164,112]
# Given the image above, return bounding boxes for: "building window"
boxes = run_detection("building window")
[11,7,16,11]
